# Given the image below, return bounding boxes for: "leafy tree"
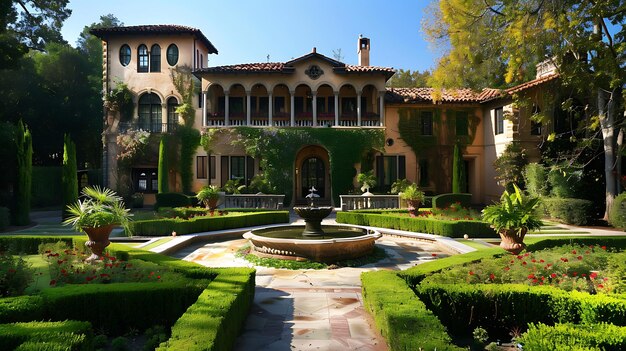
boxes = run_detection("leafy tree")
[200,129,219,185]
[386,69,431,87]
[77,14,122,70]
[0,0,71,68]
[494,142,528,192]
[61,134,77,219]
[424,0,625,219]
[158,136,169,193]
[452,143,466,193]
[14,120,32,225]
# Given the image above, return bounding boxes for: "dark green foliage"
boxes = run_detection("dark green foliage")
[493,141,527,191]
[0,296,44,323]
[233,127,384,205]
[158,136,169,193]
[14,120,32,225]
[432,193,472,209]
[609,193,626,230]
[548,164,582,198]
[0,207,9,230]
[177,126,201,194]
[129,211,290,236]
[525,237,626,252]
[542,197,594,225]
[361,271,463,351]
[62,134,78,219]
[31,167,62,207]
[155,192,198,209]
[337,211,495,238]
[524,163,548,197]
[111,336,130,351]
[518,322,626,351]
[452,143,466,193]
[0,320,91,351]
[0,236,76,255]
[0,253,32,297]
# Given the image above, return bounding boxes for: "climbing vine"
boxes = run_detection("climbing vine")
[232,127,384,205]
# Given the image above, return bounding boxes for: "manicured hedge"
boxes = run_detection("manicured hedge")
[526,237,626,252]
[0,296,44,323]
[0,207,9,230]
[518,322,626,351]
[432,193,472,209]
[542,197,594,225]
[609,192,626,231]
[129,211,290,236]
[155,192,198,210]
[0,320,92,351]
[0,236,76,254]
[361,271,462,351]
[336,211,496,238]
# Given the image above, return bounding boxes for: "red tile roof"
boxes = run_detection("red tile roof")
[386,87,501,103]
[196,62,288,74]
[505,73,560,94]
[90,25,218,54]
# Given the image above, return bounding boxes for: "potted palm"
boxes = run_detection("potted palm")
[401,184,425,217]
[357,170,377,196]
[482,184,543,254]
[63,186,132,262]
[196,185,221,210]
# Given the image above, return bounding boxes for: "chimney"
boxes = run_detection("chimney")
[535,58,557,79]
[358,35,370,66]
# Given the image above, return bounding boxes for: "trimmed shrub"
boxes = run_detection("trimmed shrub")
[524,163,548,197]
[0,296,44,323]
[0,320,91,351]
[432,193,472,209]
[518,322,626,351]
[0,236,76,254]
[0,207,9,230]
[129,211,290,236]
[158,136,169,193]
[548,164,582,198]
[361,271,463,351]
[542,197,594,225]
[61,134,78,219]
[452,143,466,193]
[609,192,626,231]
[14,120,32,226]
[155,192,198,210]
[336,211,495,238]
[31,167,62,208]
[525,237,626,252]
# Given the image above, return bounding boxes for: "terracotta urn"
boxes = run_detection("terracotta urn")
[406,200,421,217]
[499,228,527,254]
[83,224,115,262]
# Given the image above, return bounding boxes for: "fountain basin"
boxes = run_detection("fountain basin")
[243,224,381,263]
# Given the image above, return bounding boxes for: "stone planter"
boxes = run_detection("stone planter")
[83,224,115,262]
[406,199,422,217]
[499,228,527,254]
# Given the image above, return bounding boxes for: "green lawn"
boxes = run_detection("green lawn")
[23,255,52,293]
[139,237,175,251]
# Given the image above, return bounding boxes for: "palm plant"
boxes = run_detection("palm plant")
[357,170,377,194]
[63,186,132,234]
[196,185,220,209]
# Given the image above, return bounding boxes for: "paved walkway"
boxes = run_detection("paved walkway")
[173,227,451,351]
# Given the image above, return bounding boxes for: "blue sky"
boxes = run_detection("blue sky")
[61,0,437,72]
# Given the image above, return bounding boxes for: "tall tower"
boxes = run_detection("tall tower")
[358,35,370,66]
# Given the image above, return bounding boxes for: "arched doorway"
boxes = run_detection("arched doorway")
[295,145,331,205]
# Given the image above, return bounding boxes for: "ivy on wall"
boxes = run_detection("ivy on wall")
[232,127,384,205]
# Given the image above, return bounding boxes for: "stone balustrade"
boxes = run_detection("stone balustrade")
[340,194,401,211]
[224,194,285,209]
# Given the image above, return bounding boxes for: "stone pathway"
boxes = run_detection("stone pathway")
[173,235,450,351]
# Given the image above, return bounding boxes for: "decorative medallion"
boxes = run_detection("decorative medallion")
[305,65,324,80]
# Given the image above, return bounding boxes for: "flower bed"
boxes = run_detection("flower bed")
[0,236,255,350]
[362,237,626,350]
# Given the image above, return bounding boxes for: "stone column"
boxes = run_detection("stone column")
[290,91,295,127]
[246,91,251,126]
[379,91,385,127]
[312,92,317,127]
[202,91,207,127]
[334,92,339,127]
[357,91,362,127]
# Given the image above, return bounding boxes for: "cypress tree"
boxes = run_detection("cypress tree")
[452,143,466,193]
[62,134,78,218]
[14,120,32,225]
[158,135,169,193]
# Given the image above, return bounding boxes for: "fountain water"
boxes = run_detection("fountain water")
[243,187,381,263]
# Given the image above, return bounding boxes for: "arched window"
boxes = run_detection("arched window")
[167,97,179,130]
[119,44,131,66]
[166,44,178,66]
[150,44,161,72]
[138,93,162,132]
[137,45,148,72]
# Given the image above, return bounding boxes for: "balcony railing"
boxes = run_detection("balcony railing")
[119,122,178,133]
[203,112,382,128]
[340,194,401,211]
[224,194,285,209]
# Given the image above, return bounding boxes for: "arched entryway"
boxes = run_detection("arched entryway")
[294,145,331,205]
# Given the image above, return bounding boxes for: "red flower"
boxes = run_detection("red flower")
[528,274,535,279]
[573,272,578,276]
[49,280,56,286]
[517,255,523,260]
[431,253,437,257]
[590,272,598,279]
[598,284,604,288]
[532,278,538,283]
[57,260,64,265]
[589,245,594,249]
[86,276,93,282]
[489,273,495,280]
[522,261,527,265]
[510,260,515,264]
[539,282,544,285]
[604,277,609,281]
[601,246,607,250]
[61,269,67,275]
[157,275,161,279]
[469,271,475,276]
[582,273,587,277]
[540,259,545,263]
[572,250,577,254]
[577,256,583,260]
[503,267,510,271]
[100,273,110,278]
[531,259,537,263]
[550,273,557,278]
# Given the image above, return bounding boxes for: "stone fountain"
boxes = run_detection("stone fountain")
[243,187,381,263]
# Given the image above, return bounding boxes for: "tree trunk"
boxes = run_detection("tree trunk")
[600,88,617,221]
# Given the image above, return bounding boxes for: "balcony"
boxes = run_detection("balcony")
[119,122,178,133]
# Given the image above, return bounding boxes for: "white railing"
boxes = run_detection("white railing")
[361,119,381,127]
[339,119,358,127]
[251,118,270,126]
[206,118,226,127]
[340,194,401,211]
[295,119,314,127]
[203,116,382,128]
[273,119,291,127]
[224,194,285,209]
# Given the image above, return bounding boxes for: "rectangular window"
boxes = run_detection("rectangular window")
[197,156,207,179]
[495,107,504,135]
[531,121,542,135]
[133,168,158,193]
[456,111,469,136]
[210,156,216,179]
[419,159,429,187]
[375,155,406,192]
[420,111,433,136]
[220,156,255,186]
[230,156,246,180]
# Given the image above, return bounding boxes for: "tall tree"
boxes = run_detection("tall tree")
[386,69,432,87]
[62,133,77,218]
[14,120,32,225]
[452,143,466,193]
[424,0,625,218]
[158,135,169,193]
[0,0,71,68]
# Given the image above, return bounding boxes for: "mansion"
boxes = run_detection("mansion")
[91,25,560,206]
